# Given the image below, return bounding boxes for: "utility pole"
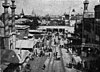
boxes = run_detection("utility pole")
[10,0,16,49]
[2,0,10,49]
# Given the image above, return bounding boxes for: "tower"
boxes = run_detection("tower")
[2,0,10,49]
[83,0,89,13]
[10,0,16,49]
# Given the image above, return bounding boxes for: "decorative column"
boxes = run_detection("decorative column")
[10,0,16,49]
[2,0,10,49]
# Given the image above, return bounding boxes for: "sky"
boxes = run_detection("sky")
[0,0,99,16]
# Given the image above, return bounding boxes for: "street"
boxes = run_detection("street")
[26,40,80,72]
[21,30,83,72]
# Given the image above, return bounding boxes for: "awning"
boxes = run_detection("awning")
[0,49,19,64]
[16,40,36,49]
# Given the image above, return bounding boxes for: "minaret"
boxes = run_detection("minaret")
[83,0,89,13]
[10,0,16,32]
[2,0,10,49]
[10,0,16,49]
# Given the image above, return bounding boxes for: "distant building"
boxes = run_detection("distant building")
[94,4,100,44]
[14,17,30,39]
[38,26,74,33]
[94,5,100,19]
[16,25,29,39]
[73,0,100,48]
[73,0,100,46]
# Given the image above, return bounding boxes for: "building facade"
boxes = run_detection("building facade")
[94,4,100,44]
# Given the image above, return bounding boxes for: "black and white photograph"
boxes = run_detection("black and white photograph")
[0,0,100,72]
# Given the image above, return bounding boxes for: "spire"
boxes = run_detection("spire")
[20,9,24,18]
[32,9,34,15]
[32,9,36,16]
[21,9,24,15]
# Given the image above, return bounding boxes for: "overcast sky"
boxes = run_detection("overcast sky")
[0,0,99,16]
